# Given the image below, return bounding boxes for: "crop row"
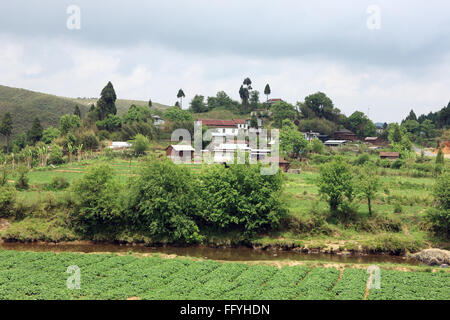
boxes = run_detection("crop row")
[0,250,448,300]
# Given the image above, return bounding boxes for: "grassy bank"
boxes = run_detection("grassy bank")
[1,154,449,255]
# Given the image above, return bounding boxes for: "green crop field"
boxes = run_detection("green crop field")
[0,250,448,300]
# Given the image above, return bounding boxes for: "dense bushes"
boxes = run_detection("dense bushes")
[46,176,70,190]
[0,185,16,217]
[70,165,124,235]
[126,160,202,243]
[198,164,286,236]
[68,160,287,243]
[426,172,450,238]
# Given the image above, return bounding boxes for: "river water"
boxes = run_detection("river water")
[0,242,420,265]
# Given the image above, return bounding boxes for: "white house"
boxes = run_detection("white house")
[324,140,347,147]
[152,115,165,126]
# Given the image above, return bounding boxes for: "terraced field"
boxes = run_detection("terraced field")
[0,250,448,300]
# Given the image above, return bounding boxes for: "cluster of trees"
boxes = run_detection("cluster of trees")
[177,78,271,115]
[400,105,450,146]
[69,160,286,243]
[318,157,381,217]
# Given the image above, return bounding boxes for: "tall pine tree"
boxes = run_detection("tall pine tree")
[264,84,271,102]
[28,117,43,144]
[96,81,117,120]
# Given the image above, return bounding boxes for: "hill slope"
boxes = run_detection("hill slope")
[0,85,88,138]
[0,85,170,139]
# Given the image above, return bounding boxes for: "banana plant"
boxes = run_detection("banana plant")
[67,143,74,163]
[76,144,83,163]
[23,146,33,169]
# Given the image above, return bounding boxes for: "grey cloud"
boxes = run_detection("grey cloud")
[1,0,449,68]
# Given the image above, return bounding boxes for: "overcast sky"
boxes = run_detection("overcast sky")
[1,0,449,122]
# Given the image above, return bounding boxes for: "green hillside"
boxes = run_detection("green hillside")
[0,85,170,139]
[0,85,88,138]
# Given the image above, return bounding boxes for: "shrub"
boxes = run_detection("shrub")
[48,144,65,165]
[310,139,324,154]
[197,164,286,237]
[426,172,450,238]
[70,165,124,235]
[0,185,16,217]
[391,159,404,169]
[125,159,202,243]
[318,157,354,212]
[379,159,391,168]
[47,176,70,191]
[353,153,370,166]
[133,134,149,155]
[14,165,29,190]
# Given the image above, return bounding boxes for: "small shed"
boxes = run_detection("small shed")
[379,151,400,160]
[166,144,195,160]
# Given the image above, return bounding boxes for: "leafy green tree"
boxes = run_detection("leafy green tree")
[271,101,297,127]
[426,172,450,238]
[348,111,376,137]
[420,119,435,138]
[122,105,152,124]
[356,163,380,216]
[249,90,260,110]
[15,165,29,190]
[133,134,149,155]
[70,165,124,235]
[298,117,337,136]
[318,157,354,212]
[60,114,81,135]
[402,119,420,135]
[177,89,185,108]
[28,117,43,144]
[264,84,271,102]
[0,112,13,153]
[304,92,336,121]
[310,139,324,154]
[96,81,117,120]
[148,99,152,108]
[189,95,208,113]
[207,91,236,110]
[126,159,203,243]
[280,119,308,158]
[42,127,61,144]
[165,106,193,121]
[96,114,122,132]
[388,123,402,143]
[0,184,15,217]
[198,164,285,238]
